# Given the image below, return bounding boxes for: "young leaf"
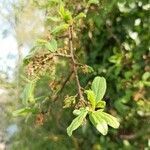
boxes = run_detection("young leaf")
[73,109,81,116]
[85,90,96,110]
[45,39,57,52]
[74,12,86,20]
[51,24,69,34]
[12,107,33,117]
[96,100,106,109]
[46,16,61,22]
[36,39,47,45]
[91,76,106,102]
[97,111,120,129]
[89,112,108,135]
[67,108,88,136]
[59,6,72,23]
[73,107,87,116]
[21,82,35,105]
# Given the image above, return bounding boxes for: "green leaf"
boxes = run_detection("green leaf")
[85,90,96,110]
[96,110,120,129]
[51,24,69,34]
[96,100,106,109]
[23,46,38,65]
[45,39,57,52]
[73,107,87,116]
[36,39,47,44]
[67,108,88,136]
[47,16,61,22]
[142,72,150,81]
[59,6,72,22]
[91,76,106,102]
[74,12,86,20]
[89,111,108,135]
[73,109,81,116]
[12,107,33,117]
[21,82,35,105]
[88,0,99,5]
[109,53,122,65]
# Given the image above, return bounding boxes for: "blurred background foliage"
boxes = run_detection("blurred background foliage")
[0,0,150,150]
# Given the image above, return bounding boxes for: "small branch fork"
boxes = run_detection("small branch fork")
[49,25,85,104]
[68,25,84,102]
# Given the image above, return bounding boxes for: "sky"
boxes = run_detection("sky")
[0,14,18,80]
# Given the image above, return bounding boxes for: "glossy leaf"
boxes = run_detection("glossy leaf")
[89,112,108,135]
[67,108,88,136]
[91,76,106,102]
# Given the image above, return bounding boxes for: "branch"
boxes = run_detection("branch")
[53,53,71,58]
[53,71,73,102]
[68,25,84,101]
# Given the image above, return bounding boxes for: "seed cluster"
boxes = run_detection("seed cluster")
[26,52,54,78]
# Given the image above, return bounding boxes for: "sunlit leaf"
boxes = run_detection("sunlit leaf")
[89,111,108,135]
[21,82,35,105]
[59,6,72,22]
[142,72,150,81]
[36,39,47,44]
[91,76,106,102]
[51,24,69,34]
[73,109,81,116]
[96,110,120,129]
[74,12,86,20]
[85,90,96,110]
[12,107,33,117]
[67,108,88,136]
[47,16,61,22]
[96,100,106,109]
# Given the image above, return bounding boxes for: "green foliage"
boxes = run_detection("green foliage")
[67,76,119,136]
[58,6,72,23]
[67,108,88,136]
[85,90,96,110]
[91,76,106,102]
[45,39,57,52]
[51,23,69,34]
[12,107,34,117]
[21,81,35,105]
[11,0,150,149]
[89,111,108,135]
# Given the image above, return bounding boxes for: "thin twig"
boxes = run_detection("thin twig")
[53,71,73,102]
[46,71,73,114]
[68,25,84,101]
[53,53,71,58]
